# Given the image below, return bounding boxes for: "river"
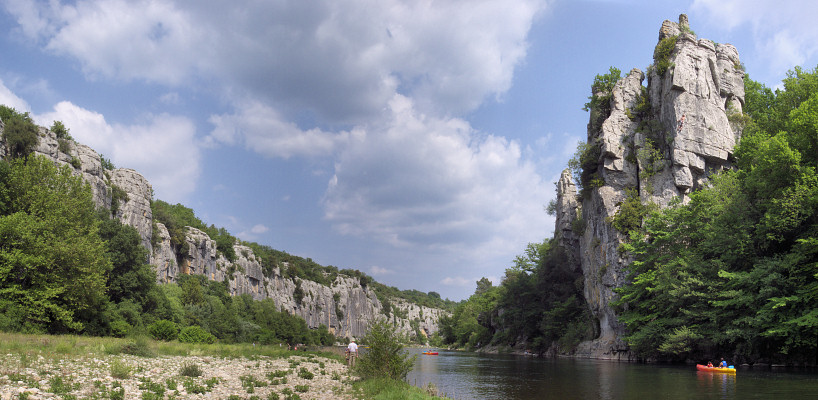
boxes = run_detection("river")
[405,349,818,399]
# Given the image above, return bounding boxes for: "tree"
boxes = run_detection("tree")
[2,110,39,160]
[355,318,417,380]
[99,216,155,307]
[474,277,493,296]
[50,120,71,140]
[0,157,110,333]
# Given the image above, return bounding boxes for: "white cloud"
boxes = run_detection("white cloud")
[5,0,546,126]
[693,0,818,76]
[441,277,472,287]
[323,94,550,261]
[206,101,354,159]
[250,224,269,234]
[0,79,31,113]
[35,101,200,202]
[370,266,393,276]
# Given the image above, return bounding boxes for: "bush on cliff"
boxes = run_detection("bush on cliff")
[1,106,39,160]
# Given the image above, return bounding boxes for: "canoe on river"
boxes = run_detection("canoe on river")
[696,364,736,374]
[422,351,439,355]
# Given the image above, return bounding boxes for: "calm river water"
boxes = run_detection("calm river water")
[405,349,818,399]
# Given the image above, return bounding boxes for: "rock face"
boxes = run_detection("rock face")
[149,226,446,339]
[111,168,154,254]
[557,15,744,359]
[1,115,446,341]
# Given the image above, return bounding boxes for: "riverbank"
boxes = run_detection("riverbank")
[0,333,451,399]
[0,333,350,399]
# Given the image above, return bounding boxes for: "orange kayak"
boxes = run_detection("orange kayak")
[422,351,439,355]
[696,364,736,374]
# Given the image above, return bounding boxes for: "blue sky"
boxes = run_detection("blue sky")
[2,0,817,301]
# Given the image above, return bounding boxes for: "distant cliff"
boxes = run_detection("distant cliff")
[0,116,446,341]
[555,15,745,359]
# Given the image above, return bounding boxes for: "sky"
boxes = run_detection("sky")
[1,0,817,301]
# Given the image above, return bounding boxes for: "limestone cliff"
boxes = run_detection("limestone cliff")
[0,115,446,341]
[558,15,745,359]
[150,223,446,339]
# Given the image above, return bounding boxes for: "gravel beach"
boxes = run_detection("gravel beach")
[1,352,353,400]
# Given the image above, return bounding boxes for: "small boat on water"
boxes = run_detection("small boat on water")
[696,364,736,374]
[422,351,439,355]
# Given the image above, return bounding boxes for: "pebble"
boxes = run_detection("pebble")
[0,353,354,399]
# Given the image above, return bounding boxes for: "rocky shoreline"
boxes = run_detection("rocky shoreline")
[1,353,353,399]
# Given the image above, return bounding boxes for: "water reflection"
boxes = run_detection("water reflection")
[695,371,736,398]
[405,349,818,400]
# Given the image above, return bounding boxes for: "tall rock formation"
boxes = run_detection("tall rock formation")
[557,15,745,359]
[0,112,446,341]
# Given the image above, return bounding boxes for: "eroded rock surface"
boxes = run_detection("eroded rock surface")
[556,15,744,359]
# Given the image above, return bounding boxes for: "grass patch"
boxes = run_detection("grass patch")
[297,367,314,380]
[179,361,203,377]
[352,377,454,399]
[240,374,267,393]
[109,359,131,379]
[120,336,155,357]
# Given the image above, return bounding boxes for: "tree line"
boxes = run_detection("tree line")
[435,240,593,353]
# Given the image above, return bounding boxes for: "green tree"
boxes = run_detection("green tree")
[2,110,39,160]
[50,120,71,140]
[355,318,417,381]
[0,157,110,333]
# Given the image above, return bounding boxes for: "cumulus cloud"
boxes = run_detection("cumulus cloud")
[206,101,355,159]
[323,94,550,258]
[35,101,200,202]
[6,0,545,127]
[693,0,818,75]
[0,79,30,113]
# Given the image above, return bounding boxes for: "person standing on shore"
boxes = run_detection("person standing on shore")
[347,339,358,367]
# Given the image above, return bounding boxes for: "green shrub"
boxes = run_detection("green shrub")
[100,154,116,170]
[178,325,216,344]
[610,188,657,236]
[354,318,416,381]
[293,279,305,304]
[57,138,72,154]
[110,320,132,338]
[110,382,125,400]
[2,111,39,159]
[179,362,203,377]
[110,184,130,216]
[182,378,208,394]
[654,35,678,76]
[148,319,179,341]
[120,337,154,357]
[297,367,314,380]
[70,156,81,169]
[110,360,131,379]
[582,67,621,134]
[50,120,71,140]
[48,375,75,395]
